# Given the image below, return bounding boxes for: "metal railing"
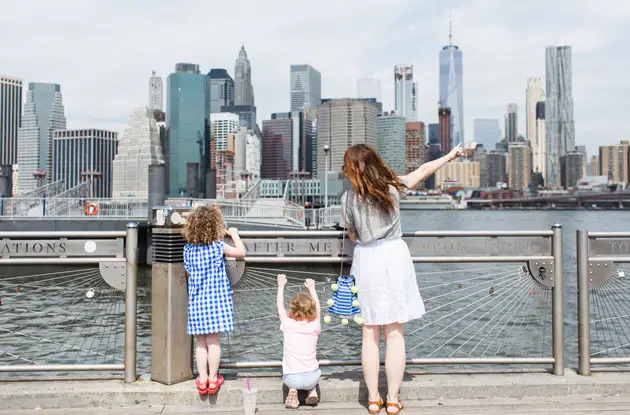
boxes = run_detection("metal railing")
[577,230,630,375]
[218,226,564,374]
[0,198,148,219]
[0,224,138,382]
[166,198,306,228]
[14,180,65,199]
[309,205,341,229]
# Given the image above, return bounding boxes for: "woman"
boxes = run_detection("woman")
[340,143,462,414]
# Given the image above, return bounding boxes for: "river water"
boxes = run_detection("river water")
[1,210,629,377]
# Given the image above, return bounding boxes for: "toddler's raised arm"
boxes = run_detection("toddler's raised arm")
[304,279,320,319]
[277,274,288,320]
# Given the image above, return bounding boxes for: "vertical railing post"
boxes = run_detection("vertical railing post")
[551,224,564,375]
[577,229,591,375]
[124,222,138,382]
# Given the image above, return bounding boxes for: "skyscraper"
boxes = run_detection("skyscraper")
[405,122,426,188]
[208,69,235,114]
[0,75,22,170]
[112,108,165,198]
[599,141,629,185]
[472,145,488,187]
[435,160,480,188]
[290,65,321,112]
[210,113,240,152]
[52,129,118,198]
[246,130,261,179]
[166,63,209,196]
[17,82,66,194]
[587,155,599,177]
[220,105,257,132]
[546,46,575,187]
[439,21,464,147]
[260,112,313,180]
[377,112,406,174]
[473,119,501,150]
[210,113,240,195]
[561,151,585,189]
[487,151,507,187]
[526,77,543,141]
[235,45,254,106]
[317,99,378,173]
[394,65,418,122]
[149,70,163,112]
[533,102,546,179]
[357,78,382,102]
[439,107,452,153]
[508,144,531,191]
[505,103,518,143]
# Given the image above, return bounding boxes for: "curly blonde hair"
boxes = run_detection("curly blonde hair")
[288,292,317,322]
[182,205,225,244]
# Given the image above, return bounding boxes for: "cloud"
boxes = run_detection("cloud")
[1,0,628,156]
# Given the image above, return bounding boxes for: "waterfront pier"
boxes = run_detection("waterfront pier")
[1,206,630,413]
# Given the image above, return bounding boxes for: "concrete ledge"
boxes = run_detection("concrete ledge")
[1,369,630,410]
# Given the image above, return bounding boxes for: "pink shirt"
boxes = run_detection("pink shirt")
[280,315,321,375]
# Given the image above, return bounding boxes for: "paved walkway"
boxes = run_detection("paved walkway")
[3,396,630,414]
[2,369,630,413]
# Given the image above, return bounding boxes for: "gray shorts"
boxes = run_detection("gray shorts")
[283,369,321,390]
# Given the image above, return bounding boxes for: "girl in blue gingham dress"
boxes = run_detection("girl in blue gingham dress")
[183,206,246,395]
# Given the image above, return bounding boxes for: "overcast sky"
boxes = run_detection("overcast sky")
[2,0,629,157]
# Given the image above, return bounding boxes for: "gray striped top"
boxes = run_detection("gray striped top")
[340,181,404,244]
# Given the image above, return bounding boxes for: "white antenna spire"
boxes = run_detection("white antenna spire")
[449,12,453,47]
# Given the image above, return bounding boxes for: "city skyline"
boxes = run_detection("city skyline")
[1,1,629,158]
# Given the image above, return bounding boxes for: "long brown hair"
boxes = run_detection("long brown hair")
[182,205,225,244]
[343,144,407,214]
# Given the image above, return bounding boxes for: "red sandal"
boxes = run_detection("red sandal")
[207,374,225,394]
[196,377,209,395]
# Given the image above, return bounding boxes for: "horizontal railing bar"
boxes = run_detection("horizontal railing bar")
[220,357,554,369]
[587,256,630,263]
[0,364,124,372]
[0,258,121,265]
[243,256,554,264]
[404,231,554,237]
[589,233,630,238]
[0,231,127,238]
[235,230,554,238]
[590,357,630,365]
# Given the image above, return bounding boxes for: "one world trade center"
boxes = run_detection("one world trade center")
[439,21,464,150]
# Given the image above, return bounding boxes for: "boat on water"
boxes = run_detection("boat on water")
[400,194,466,210]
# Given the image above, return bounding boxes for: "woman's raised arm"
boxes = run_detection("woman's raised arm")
[402,145,463,189]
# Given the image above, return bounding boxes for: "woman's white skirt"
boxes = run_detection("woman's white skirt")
[351,237,425,326]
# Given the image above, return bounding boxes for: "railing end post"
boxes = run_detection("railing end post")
[577,229,591,376]
[551,222,564,375]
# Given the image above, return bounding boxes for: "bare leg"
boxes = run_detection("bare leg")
[206,333,221,381]
[362,324,382,412]
[384,323,405,413]
[195,335,208,382]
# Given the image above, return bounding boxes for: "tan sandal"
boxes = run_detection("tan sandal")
[305,391,319,406]
[386,400,404,414]
[368,397,385,414]
[285,388,299,409]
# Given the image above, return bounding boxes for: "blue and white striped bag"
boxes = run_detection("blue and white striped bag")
[328,275,360,316]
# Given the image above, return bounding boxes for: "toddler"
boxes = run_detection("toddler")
[277,274,321,409]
